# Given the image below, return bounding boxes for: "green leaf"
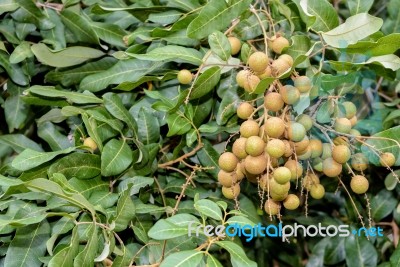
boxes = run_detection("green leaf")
[31,43,105,68]
[346,0,373,15]
[37,121,71,151]
[370,190,397,221]
[345,235,378,267]
[28,85,103,104]
[137,107,160,144]
[295,0,339,32]
[0,50,29,86]
[14,0,54,30]
[189,66,221,99]
[316,102,332,123]
[48,153,101,180]
[207,255,224,267]
[60,9,99,44]
[4,91,30,132]
[118,176,154,195]
[194,199,222,221]
[129,45,203,65]
[166,113,192,136]
[0,0,19,15]
[113,186,135,232]
[160,250,204,267]
[12,146,76,171]
[226,215,256,226]
[382,0,400,34]
[48,225,79,267]
[384,170,400,191]
[215,241,257,267]
[4,221,50,267]
[0,134,43,153]
[148,219,188,240]
[9,41,33,63]
[101,139,132,176]
[74,224,98,267]
[197,139,219,177]
[187,0,252,39]
[321,13,383,48]
[148,10,182,25]
[365,55,400,71]
[208,31,231,61]
[390,244,400,267]
[91,22,127,48]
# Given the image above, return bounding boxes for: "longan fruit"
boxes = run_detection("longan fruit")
[312,157,323,172]
[218,152,239,172]
[244,155,267,174]
[350,129,361,137]
[287,122,306,142]
[236,70,250,88]
[256,66,272,79]
[273,166,292,184]
[322,157,342,177]
[380,152,396,167]
[264,199,280,215]
[235,162,246,181]
[264,92,284,112]
[264,117,285,138]
[349,116,358,127]
[248,51,269,72]
[269,178,290,195]
[351,153,368,171]
[83,137,98,151]
[294,136,310,154]
[270,190,288,201]
[303,173,320,190]
[237,102,254,119]
[297,146,312,160]
[296,114,313,131]
[271,58,290,76]
[332,145,351,164]
[321,143,332,160]
[279,54,294,66]
[342,101,357,119]
[350,175,369,194]
[228,36,241,55]
[218,170,237,187]
[334,118,352,134]
[284,160,303,180]
[293,76,312,93]
[310,184,325,199]
[243,74,260,93]
[270,36,290,54]
[283,194,300,210]
[177,69,192,84]
[280,85,300,105]
[309,139,323,158]
[222,184,240,199]
[232,137,248,159]
[245,136,265,156]
[283,140,293,157]
[240,120,260,137]
[265,139,286,158]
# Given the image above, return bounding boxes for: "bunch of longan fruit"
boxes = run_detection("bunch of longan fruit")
[215,35,397,216]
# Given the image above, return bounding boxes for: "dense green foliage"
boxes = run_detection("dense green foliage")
[0,0,399,266]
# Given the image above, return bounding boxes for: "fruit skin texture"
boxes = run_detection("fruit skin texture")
[294,136,309,154]
[248,51,269,72]
[296,114,313,131]
[303,174,320,190]
[84,137,98,151]
[310,184,325,199]
[287,122,306,142]
[279,54,294,66]
[256,66,272,79]
[342,101,357,119]
[222,184,240,199]
[243,74,260,93]
[264,117,285,138]
[244,155,267,174]
[177,69,192,84]
[280,85,300,105]
[283,194,300,210]
[334,118,352,134]
[232,137,248,159]
[236,70,250,88]
[321,143,332,160]
[269,178,290,195]
[218,170,237,187]
[332,145,351,164]
[218,152,238,172]
[322,157,342,177]
[264,92,284,112]
[240,120,260,137]
[380,152,396,167]
[271,58,290,76]
[284,160,303,180]
[228,36,241,55]
[270,36,289,54]
[237,102,254,119]
[265,139,285,158]
[293,76,311,93]
[349,116,358,127]
[245,136,265,156]
[350,175,369,194]
[264,199,280,215]
[351,153,368,171]
[273,167,292,184]
[309,139,323,158]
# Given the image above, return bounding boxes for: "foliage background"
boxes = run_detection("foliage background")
[0,0,399,266]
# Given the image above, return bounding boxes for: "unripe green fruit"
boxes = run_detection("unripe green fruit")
[264,117,285,138]
[264,92,284,112]
[228,36,241,55]
[270,36,290,54]
[297,146,312,160]
[222,184,240,199]
[270,191,288,201]
[265,138,285,158]
[232,137,248,159]
[248,51,269,72]
[237,102,254,119]
[278,54,294,66]
[273,167,292,184]
[244,155,267,174]
[177,69,192,84]
[349,129,361,137]
[270,178,290,195]
[236,70,250,88]
[284,160,303,180]
[294,136,309,154]
[334,118,352,134]
[312,157,323,172]
[84,137,98,151]
[271,58,290,76]
[380,152,396,167]
[332,145,351,164]
[218,152,239,172]
[321,143,332,160]
[303,173,320,190]
[351,153,368,171]
[322,157,342,177]
[245,136,265,156]
[350,175,369,194]
[218,170,237,187]
[293,76,312,93]
[342,101,357,119]
[310,184,325,199]
[280,85,300,105]
[287,122,306,142]
[240,120,260,137]
[264,199,280,215]
[283,194,300,210]
[296,114,313,131]
[308,139,323,158]
[243,74,260,93]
